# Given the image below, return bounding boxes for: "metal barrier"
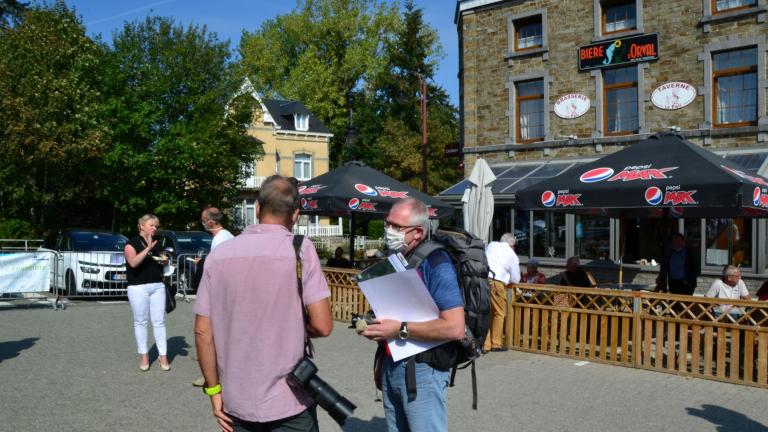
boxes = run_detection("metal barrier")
[47,249,129,298]
[321,269,768,389]
[0,248,55,307]
[169,253,207,302]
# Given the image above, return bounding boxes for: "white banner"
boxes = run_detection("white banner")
[0,252,51,293]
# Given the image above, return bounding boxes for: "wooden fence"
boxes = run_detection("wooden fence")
[323,268,768,388]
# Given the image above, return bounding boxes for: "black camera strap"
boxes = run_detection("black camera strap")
[293,235,314,359]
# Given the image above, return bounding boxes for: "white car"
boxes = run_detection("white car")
[46,229,129,296]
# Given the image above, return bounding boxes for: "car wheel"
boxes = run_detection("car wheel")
[65,270,77,296]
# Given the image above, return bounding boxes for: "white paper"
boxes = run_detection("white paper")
[706,248,728,266]
[358,268,444,361]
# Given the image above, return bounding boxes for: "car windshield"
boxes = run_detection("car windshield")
[174,233,213,254]
[71,231,128,252]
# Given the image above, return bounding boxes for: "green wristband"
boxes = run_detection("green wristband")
[203,383,221,396]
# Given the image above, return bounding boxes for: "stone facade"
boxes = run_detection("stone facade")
[458,0,768,173]
[456,0,768,291]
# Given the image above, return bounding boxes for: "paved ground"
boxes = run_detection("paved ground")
[1,297,768,432]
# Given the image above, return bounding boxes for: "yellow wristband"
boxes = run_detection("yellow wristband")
[203,383,222,396]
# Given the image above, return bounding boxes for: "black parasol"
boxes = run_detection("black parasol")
[515,132,768,218]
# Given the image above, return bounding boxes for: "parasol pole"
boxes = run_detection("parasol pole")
[349,212,356,267]
[618,218,626,288]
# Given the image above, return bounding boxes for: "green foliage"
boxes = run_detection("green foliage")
[0,3,110,232]
[239,0,400,167]
[0,219,35,238]
[103,16,263,231]
[0,0,28,28]
[355,0,460,195]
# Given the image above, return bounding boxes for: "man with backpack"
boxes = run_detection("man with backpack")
[360,198,465,432]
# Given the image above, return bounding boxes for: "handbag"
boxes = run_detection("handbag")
[165,282,177,313]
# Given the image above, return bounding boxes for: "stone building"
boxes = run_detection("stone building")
[446,0,768,291]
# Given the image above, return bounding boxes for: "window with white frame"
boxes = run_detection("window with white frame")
[294,153,312,180]
[714,0,756,13]
[294,113,309,131]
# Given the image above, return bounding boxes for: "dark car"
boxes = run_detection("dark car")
[154,230,212,294]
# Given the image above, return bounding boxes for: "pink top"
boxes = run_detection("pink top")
[194,224,331,422]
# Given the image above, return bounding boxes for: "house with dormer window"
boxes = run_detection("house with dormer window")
[231,80,341,236]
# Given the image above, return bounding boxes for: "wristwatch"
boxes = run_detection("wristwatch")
[398,322,409,340]
[203,383,222,396]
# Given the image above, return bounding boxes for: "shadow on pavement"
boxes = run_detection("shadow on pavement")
[343,416,386,432]
[0,337,39,363]
[687,404,768,432]
[148,336,190,365]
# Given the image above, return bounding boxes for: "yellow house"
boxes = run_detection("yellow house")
[231,80,341,236]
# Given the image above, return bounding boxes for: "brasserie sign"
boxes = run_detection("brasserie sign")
[578,33,659,71]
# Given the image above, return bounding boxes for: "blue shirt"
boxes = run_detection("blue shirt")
[669,248,686,280]
[417,249,464,311]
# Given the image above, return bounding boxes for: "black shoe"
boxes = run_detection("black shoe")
[490,347,508,352]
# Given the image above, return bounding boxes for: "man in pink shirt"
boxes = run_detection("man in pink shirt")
[195,175,333,432]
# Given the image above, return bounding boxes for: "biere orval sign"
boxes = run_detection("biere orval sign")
[578,33,659,71]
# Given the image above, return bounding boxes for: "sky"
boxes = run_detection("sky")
[62,0,460,106]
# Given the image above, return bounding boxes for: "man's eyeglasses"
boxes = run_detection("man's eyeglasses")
[385,221,418,232]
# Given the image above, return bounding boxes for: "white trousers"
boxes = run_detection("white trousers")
[127,282,167,356]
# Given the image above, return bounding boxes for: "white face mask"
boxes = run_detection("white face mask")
[385,226,407,252]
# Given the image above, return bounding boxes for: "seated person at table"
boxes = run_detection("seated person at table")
[559,256,596,288]
[757,280,768,301]
[705,265,751,318]
[521,259,547,284]
[326,247,351,268]
[656,233,700,295]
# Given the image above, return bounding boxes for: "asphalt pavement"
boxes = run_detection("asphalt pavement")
[1,297,767,432]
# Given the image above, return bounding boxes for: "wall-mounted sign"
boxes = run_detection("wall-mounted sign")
[553,93,590,119]
[651,81,696,110]
[578,33,659,71]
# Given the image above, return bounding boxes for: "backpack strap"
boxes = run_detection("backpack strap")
[292,235,313,359]
[406,356,417,401]
[406,240,445,270]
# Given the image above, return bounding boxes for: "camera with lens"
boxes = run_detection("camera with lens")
[349,310,376,331]
[288,357,356,426]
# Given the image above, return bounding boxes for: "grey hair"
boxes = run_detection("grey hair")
[723,265,741,277]
[393,198,430,232]
[137,213,159,231]
[500,232,516,246]
[258,175,299,216]
[203,207,224,225]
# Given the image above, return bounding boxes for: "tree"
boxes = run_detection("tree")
[103,17,262,231]
[355,0,460,195]
[238,0,400,166]
[0,3,110,233]
[0,0,28,28]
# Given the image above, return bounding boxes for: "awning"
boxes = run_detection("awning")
[440,144,768,207]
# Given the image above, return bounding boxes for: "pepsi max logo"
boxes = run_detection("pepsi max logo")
[298,184,325,195]
[541,191,556,207]
[301,199,318,210]
[355,183,378,196]
[428,207,438,217]
[580,167,614,183]
[348,198,360,210]
[754,187,762,206]
[645,187,663,205]
[301,198,308,209]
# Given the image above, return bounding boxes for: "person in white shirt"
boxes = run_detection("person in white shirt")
[706,265,751,319]
[483,233,520,353]
[193,206,234,387]
[201,207,234,250]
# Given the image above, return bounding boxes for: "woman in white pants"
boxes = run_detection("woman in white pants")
[124,214,170,371]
